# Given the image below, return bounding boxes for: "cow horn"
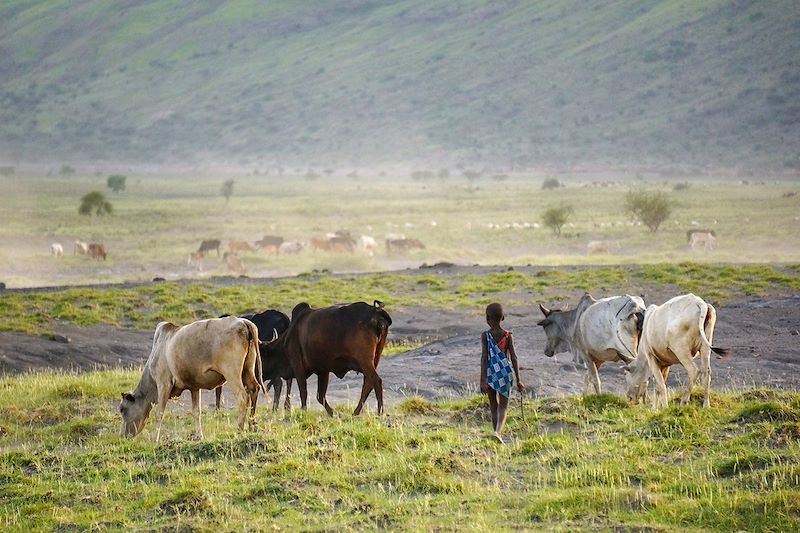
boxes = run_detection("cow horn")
[270,328,278,343]
[373,299,385,309]
[539,304,551,317]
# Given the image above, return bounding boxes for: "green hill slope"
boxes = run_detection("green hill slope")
[1,0,798,170]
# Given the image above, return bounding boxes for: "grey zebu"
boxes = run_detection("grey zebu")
[537,293,645,395]
[624,293,729,408]
[119,316,264,440]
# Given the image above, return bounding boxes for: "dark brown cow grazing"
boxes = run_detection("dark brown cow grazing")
[255,235,284,254]
[386,238,425,255]
[277,300,392,415]
[88,243,107,260]
[198,239,221,257]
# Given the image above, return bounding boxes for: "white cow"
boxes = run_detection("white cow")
[358,235,377,256]
[74,240,89,256]
[538,293,646,395]
[624,294,729,408]
[688,231,718,251]
[278,240,304,255]
[50,243,64,257]
[119,317,264,440]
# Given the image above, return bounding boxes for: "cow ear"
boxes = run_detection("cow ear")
[537,319,550,327]
[539,304,551,317]
[122,392,135,402]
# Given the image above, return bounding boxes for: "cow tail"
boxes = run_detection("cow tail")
[247,321,266,395]
[698,302,731,358]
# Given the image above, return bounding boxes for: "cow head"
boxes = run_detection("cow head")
[536,304,570,357]
[119,391,153,437]
[611,296,646,364]
[623,362,649,404]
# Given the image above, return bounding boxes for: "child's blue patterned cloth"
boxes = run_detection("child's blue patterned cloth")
[486,330,514,397]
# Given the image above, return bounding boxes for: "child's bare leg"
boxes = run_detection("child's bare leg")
[487,391,499,430]
[496,395,510,435]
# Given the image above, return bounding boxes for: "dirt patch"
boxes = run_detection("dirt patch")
[1,270,798,411]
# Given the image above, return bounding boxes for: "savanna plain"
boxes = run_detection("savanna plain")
[1,173,799,531]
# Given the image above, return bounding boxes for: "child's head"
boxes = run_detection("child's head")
[485,302,504,325]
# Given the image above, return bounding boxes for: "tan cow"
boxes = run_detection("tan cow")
[223,252,246,274]
[119,316,264,440]
[187,251,204,271]
[74,240,89,256]
[586,240,620,255]
[624,294,729,408]
[688,231,718,251]
[51,243,64,257]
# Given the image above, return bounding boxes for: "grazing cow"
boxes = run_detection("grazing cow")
[228,240,255,253]
[278,240,304,255]
[624,294,729,408]
[311,234,355,253]
[88,243,107,260]
[119,316,264,439]
[688,231,718,251]
[386,237,425,254]
[538,294,645,395]
[276,300,392,415]
[255,235,284,254]
[586,240,620,255]
[74,240,89,256]
[223,252,246,274]
[51,243,63,257]
[215,310,292,411]
[358,235,378,256]
[198,239,221,257]
[187,251,204,271]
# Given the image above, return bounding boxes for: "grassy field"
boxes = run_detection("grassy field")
[0,370,798,531]
[1,174,799,288]
[1,262,798,335]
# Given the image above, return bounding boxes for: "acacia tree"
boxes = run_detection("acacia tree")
[221,179,235,203]
[107,174,126,193]
[79,191,113,216]
[542,205,573,236]
[624,189,672,232]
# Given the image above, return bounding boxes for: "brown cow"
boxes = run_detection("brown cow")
[276,300,392,416]
[386,238,425,254]
[223,252,246,274]
[228,240,255,253]
[255,235,284,254]
[88,243,107,260]
[198,239,221,257]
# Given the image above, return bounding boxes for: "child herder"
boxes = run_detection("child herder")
[480,302,524,441]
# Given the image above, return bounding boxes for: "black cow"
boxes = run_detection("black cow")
[215,309,292,411]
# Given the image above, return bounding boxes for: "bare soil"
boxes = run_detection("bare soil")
[1,267,798,412]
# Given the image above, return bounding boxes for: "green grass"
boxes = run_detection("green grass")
[1,262,798,334]
[1,370,798,531]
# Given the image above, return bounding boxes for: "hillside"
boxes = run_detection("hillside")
[1,0,799,171]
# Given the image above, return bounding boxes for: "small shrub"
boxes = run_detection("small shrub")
[542,178,562,190]
[106,174,126,193]
[673,182,691,191]
[542,205,573,236]
[398,396,436,415]
[624,189,671,232]
[78,191,113,216]
[220,179,235,202]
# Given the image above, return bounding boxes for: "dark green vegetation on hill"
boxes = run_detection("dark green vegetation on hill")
[1,0,798,169]
[1,370,798,531]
